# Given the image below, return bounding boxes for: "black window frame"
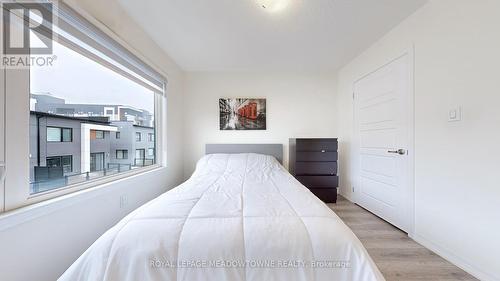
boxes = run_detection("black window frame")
[116,131,121,139]
[46,155,73,173]
[148,133,154,142]
[135,132,142,142]
[116,149,128,159]
[62,128,73,142]
[47,127,73,142]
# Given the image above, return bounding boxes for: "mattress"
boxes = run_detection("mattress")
[59,153,384,281]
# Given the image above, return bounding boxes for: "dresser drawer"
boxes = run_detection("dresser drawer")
[296,139,338,152]
[310,188,337,203]
[296,175,338,188]
[296,151,338,162]
[295,162,337,175]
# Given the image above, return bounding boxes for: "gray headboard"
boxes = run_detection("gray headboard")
[205,144,283,164]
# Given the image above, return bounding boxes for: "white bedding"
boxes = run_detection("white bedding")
[59,153,384,281]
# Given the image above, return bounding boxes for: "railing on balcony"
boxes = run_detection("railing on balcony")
[30,163,132,194]
[134,158,154,167]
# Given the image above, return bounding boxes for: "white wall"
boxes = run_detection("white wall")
[0,0,185,280]
[337,1,500,280]
[183,72,338,176]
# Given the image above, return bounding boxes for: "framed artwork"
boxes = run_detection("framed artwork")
[219,98,266,130]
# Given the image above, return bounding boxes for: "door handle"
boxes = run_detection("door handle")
[387,149,406,155]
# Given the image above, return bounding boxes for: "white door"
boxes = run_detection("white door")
[354,53,413,232]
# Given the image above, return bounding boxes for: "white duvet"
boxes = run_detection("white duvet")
[59,153,384,281]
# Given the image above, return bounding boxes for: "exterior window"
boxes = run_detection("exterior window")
[136,132,142,141]
[47,127,72,142]
[90,153,105,172]
[61,156,73,173]
[148,148,155,157]
[148,133,154,142]
[135,149,145,160]
[46,156,73,173]
[135,149,145,166]
[47,127,61,142]
[62,128,72,142]
[116,150,128,159]
[46,156,61,168]
[116,132,120,139]
[95,130,104,139]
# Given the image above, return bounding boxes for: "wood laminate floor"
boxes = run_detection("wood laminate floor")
[328,196,477,281]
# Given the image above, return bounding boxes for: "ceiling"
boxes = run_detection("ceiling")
[117,0,427,72]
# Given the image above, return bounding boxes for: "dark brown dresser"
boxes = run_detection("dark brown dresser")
[289,138,338,203]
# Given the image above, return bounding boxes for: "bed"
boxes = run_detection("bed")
[59,144,384,281]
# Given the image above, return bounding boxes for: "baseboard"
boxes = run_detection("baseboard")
[340,192,497,280]
[338,190,354,202]
[411,233,498,281]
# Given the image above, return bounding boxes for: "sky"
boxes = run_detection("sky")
[30,39,155,113]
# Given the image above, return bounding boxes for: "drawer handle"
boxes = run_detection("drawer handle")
[321,150,326,153]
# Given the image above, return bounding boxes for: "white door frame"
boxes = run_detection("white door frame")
[352,47,415,236]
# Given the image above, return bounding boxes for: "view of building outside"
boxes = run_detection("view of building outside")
[29,39,156,194]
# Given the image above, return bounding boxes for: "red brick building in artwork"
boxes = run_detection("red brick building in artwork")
[237,102,258,120]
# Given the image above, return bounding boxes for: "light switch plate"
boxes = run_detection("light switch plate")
[448,106,462,122]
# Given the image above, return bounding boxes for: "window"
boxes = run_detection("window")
[96,130,104,139]
[116,150,128,159]
[62,156,73,173]
[148,133,154,142]
[62,128,72,142]
[135,149,148,166]
[28,35,159,194]
[135,149,145,160]
[116,132,120,139]
[47,127,72,142]
[47,127,61,142]
[92,130,105,139]
[0,2,167,211]
[148,148,155,157]
[46,157,61,168]
[90,153,105,172]
[46,156,73,173]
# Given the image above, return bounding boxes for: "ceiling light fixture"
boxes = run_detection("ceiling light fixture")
[256,0,290,13]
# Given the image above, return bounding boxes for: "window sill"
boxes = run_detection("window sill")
[0,165,165,231]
